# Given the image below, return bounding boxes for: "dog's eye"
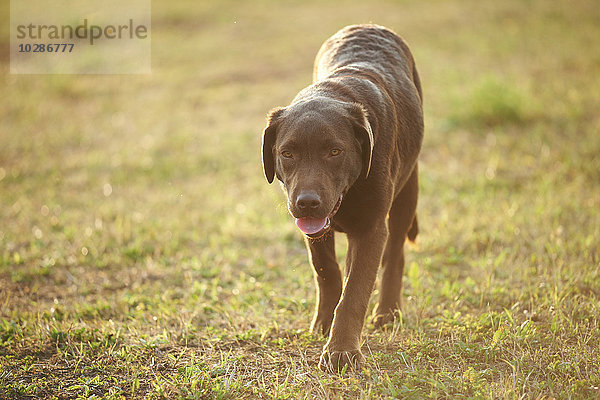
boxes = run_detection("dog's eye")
[329,149,342,156]
[281,150,293,159]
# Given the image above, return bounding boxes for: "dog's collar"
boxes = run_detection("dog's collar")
[306,226,333,242]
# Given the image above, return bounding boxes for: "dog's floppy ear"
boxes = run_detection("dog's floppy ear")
[347,103,374,179]
[262,107,285,184]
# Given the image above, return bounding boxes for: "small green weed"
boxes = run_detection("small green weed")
[450,75,532,128]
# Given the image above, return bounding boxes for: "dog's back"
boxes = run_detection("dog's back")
[312,24,424,199]
[314,25,419,92]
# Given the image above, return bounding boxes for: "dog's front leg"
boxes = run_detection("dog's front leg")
[307,234,342,336]
[319,222,387,372]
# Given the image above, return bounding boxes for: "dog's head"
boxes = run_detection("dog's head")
[261,97,373,235]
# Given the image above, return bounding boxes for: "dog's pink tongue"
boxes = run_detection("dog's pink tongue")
[295,217,328,235]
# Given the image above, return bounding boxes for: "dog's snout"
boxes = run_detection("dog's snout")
[296,192,322,210]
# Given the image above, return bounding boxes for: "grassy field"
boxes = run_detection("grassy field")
[1,0,599,398]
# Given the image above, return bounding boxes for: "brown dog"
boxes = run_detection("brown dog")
[261,24,423,372]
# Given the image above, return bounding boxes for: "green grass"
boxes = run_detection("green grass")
[448,75,532,128]
[1,0,599,398]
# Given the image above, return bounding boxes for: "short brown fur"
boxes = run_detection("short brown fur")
[261,24,423,372]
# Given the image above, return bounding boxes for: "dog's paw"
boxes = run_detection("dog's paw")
[319,347,364,373]
[310,314,333,336]
[372,309,401,329]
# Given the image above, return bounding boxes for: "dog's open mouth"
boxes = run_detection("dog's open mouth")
[295,194,343,237]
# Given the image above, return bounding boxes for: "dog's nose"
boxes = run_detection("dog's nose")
[296,192,322,210]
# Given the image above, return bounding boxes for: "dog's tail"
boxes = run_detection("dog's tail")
[407,214,418,243]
